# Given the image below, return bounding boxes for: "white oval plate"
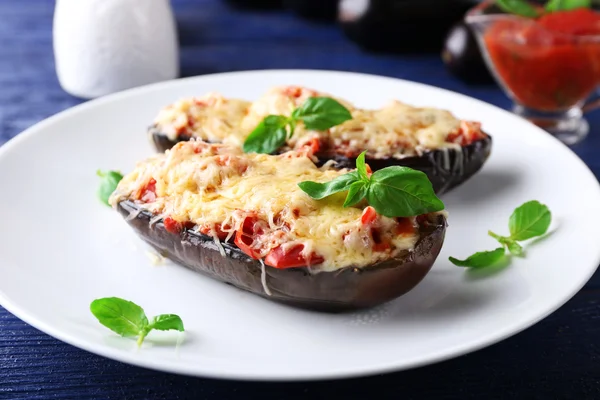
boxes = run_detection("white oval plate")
[1,70,599,381]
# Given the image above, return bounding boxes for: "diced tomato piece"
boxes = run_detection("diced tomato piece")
[234,215,264,259]
[163,216,183,234]
[446,131,461,144]
[215,155,231,166]
[361,206,378,225]
[140,178,157,203]
[283,86,303,98]
[187,115,195,127]
[199,224,228,240]
[447,121,484,146]
[235,230,261,259]
[264,244,324,269]
[365,163,372,175]
[308,138,320,154]
[373,242,391,252]
[395,217,415,236]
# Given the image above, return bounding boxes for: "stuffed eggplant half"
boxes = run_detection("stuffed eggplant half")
[148,86,491,194]
[110,140,447,311]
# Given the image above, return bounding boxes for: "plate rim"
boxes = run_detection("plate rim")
[1,68,599,381]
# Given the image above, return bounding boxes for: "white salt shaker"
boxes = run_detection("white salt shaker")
[53,0,179,99]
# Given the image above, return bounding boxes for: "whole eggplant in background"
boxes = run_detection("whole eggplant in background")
[284,0,339,21]
[442,22,494,84]
[338,0,478,53]
[223,0,283,10]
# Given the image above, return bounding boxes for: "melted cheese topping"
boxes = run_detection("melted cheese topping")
[329,101,462,158]
[151,86,477,158]
[109,140,425,272]
[152,92,251,145]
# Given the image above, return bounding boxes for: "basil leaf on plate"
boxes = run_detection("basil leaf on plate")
[449,248,506,268]
[508,200,551,241]
[150,314,185,332]
[505,240,524,256]
[90,297,185,347]
[97,170,123,206]
[90,297,148,338]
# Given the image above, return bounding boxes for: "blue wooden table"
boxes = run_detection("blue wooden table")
[2,1,600,398]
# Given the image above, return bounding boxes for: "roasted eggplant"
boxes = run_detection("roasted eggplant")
[147,87,492,195]
[110,141,448,312]
[117,200,446,312]
[315,135,492,194]
[151,128,491,194]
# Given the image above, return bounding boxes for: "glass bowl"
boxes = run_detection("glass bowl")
[466,0,600,144]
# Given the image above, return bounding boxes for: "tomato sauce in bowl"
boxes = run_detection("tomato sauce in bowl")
[482,8,600,112]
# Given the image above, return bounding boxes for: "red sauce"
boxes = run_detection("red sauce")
[484,9,600,111]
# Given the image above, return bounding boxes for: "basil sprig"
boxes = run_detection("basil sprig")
[90,297,184,347]
[97,170,123,206]
[496,0,590,17]
[450,200,552,268]
[242,97,352,154]
[489,200,552,256]
[298,151,444,218]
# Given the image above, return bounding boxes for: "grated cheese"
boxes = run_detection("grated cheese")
[151,86,479,158]
[109,140,428,272]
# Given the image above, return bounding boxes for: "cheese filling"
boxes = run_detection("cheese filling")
[109,140,439,272]
[151,86,484,158]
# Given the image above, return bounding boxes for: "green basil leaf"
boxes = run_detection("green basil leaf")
[242,115,289,154]
[343,181,367,207]
[496,0,541,17]
[505,240,524,256]
[545,0,590,12]
[150,314,185,332]
[508,200,551,241]
[298,172,359,200]
[90,297,148,338]
[293,97,352,130]
[449,248,506,268]
[355,151,369,181]
[366,166,445,217]
[97,170,123,206]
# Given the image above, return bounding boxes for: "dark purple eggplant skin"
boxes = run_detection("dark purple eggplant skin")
[149,125,192,153]
[117,200,447,312]
[149,126,491,195]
